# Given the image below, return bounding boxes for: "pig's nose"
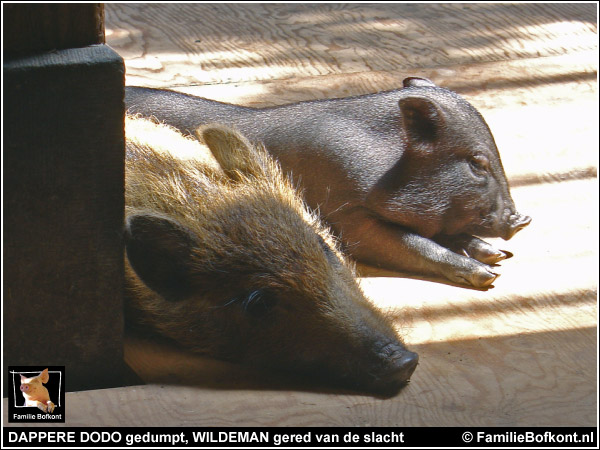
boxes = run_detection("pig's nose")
[373,350,419,394]
[391,351,419,384]
[506,213,532,239]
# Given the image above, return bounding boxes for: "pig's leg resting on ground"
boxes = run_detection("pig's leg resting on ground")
[393,231,500,288]
[344,214,499,288]
[434,234,511,265]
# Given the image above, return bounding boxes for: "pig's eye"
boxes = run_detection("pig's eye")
[469,155,490,175]
[242,289,277,317]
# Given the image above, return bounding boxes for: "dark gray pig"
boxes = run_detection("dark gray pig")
[125,78,531,288]
[124,117,418,394]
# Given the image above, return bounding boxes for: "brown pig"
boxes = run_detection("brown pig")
[124,117,418,394]
[19,369,55,413]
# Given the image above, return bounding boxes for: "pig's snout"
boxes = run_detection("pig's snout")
[369,344,419,393]
[386,350,419,385]
[20,385,29,392]
[505,213,532,240]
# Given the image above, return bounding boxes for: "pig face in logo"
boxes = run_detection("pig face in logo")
[20,368,55,413]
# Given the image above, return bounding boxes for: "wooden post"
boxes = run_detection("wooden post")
[3,3,105,57]
[3,4,138,392]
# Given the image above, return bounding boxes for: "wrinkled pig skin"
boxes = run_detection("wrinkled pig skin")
[124,117,418,394]
[125,78,530,288]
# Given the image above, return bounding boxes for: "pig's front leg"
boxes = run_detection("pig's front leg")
[339,211,499,288]
[27,399,48,412]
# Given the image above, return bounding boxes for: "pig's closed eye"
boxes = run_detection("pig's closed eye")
[469,155,490,175]
[242,289,277,317]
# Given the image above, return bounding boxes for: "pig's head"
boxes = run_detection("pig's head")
[19,369,49,398]
[124,124,418,394]
[369,77,530,241]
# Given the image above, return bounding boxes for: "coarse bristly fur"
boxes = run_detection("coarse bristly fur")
[123,115,418,393]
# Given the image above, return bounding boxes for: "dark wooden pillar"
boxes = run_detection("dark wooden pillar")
[3,4,137,392]
[3,3,106,57]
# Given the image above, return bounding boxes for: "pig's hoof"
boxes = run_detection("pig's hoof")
[436,235,507,265]
[472,267,499,288]
[477,249,507,265]
[47,401,55,413]
[462,237,507,265]
[452,266,499,288]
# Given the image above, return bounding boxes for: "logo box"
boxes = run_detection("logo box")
[7,366,66,423]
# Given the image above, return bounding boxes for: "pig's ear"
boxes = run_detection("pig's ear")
[39,369,49,384]
[398,95,445,143]
[20,374,27,383]
[403,77,437,88]
[125,213,197,301]
[196,125,270,181]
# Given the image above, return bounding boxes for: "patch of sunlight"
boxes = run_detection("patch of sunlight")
[446,21,597,61]
[123,49,319,84]
[485,101,598,180]
[514,21,598,51]
[361,276,597,345]
[105,27,144,57]
[126,55,164,71]
[398,297,597,346]
[171,84,272,105]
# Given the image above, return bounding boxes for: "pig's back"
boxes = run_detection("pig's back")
[124,116,224,218]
